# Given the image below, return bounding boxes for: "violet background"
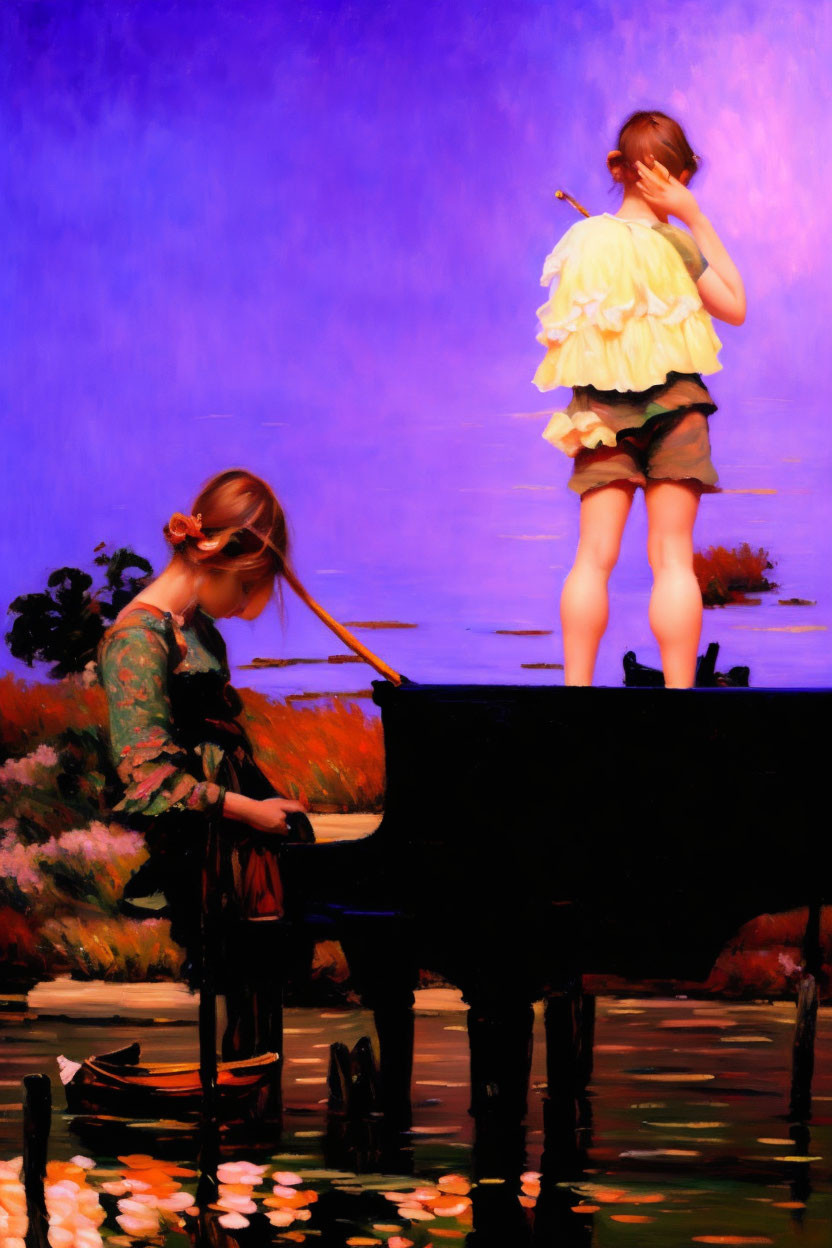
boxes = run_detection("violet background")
[3,0,831,696]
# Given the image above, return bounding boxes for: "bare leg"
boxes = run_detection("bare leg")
[645,480,703,688]
[560,481,637,685]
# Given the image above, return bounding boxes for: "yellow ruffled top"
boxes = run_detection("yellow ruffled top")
[533,214,723,395]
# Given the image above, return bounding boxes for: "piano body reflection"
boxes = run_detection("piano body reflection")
[281,678,830,1128]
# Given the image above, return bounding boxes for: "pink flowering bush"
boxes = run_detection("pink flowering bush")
[0,823,146,916]
[0,820,159,982]
[36,822,148,915]
[0,742,59,785]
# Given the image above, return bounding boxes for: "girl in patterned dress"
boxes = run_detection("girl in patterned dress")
[533,111,746,687]
[98,468,311,1059]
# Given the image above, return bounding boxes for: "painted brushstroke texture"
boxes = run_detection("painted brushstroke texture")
[2,1,830,687]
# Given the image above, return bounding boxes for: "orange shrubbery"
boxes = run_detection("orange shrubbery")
[238,686,384,812]
[706,906,832,998]
[0,905,48,979]
[0,671,385,811]
[40,915,185,980]
[693,543,778,606]
[0,673,106,757]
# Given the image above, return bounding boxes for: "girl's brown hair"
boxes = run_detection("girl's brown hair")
[608,110,701,193]
[165,468,293,623]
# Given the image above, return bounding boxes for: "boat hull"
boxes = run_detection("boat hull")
[62,1045,280,1122]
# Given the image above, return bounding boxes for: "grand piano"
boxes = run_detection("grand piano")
[280,677,831,1131]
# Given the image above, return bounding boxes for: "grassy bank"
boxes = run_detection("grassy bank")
[0,672,829,1000]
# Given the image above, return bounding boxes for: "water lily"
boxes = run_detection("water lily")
[156,1192,194,1212]
[437,1174,470,1195]
[274,1171,303,1186]
[266,1208,296,1227]
[216,1160,267,1186]
[215,1191,258,1215]
[218,1211,250,1229]
[0,1162,28,1242]
[115,1211,160,1236]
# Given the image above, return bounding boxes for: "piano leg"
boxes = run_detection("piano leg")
[531,1179,596,1248]
[372,1000,415,1127]
[544,979,591,1096]
[469,1172,535,1246]
[579,992,596,1087]
[466,998,535,1124]
[336,916,417,1126]
[541,979,595,1174]
[464,997,534,1183]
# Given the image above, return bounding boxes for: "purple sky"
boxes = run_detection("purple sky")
[3,1,831,688]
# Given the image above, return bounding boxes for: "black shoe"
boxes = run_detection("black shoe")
[623,650,664,687]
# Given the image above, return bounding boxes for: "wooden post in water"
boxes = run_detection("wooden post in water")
[22,1073,51,1248]
[790,898,823,1121]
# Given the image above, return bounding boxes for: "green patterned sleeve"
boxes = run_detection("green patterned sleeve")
[99,623,226,820]
[655,223,709,282]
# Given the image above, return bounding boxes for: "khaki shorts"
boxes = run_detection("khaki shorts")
[569,408,721,497]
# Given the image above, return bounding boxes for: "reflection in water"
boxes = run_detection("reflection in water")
[0,997,830,1246]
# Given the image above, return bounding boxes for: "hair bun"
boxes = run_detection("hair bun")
[166,512,205,545]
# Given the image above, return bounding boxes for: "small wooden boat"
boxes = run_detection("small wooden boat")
[58,1042,280,1121]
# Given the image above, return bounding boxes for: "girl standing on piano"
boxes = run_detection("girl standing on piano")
[98,468,312,1059]
[533,111,746,687]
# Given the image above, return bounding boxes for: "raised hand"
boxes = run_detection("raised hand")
[635,158,699,226]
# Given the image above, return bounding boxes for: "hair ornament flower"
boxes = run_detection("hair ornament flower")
[167,512,205,544]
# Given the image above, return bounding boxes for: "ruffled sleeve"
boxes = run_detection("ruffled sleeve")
[532,214,723,394]
[99,620,226,821]
[539,220,583,289]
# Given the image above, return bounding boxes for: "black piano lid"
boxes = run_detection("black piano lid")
[371,677,832,704]
[369,679,832,791]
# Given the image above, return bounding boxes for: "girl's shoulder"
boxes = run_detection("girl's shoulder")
[101,603,169,647]
[650,221,709,281]
[539,213,637,285]
[540,213,707,287]
[98,605,175,678]
[599,214,707,279]
[99,604,228,679]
